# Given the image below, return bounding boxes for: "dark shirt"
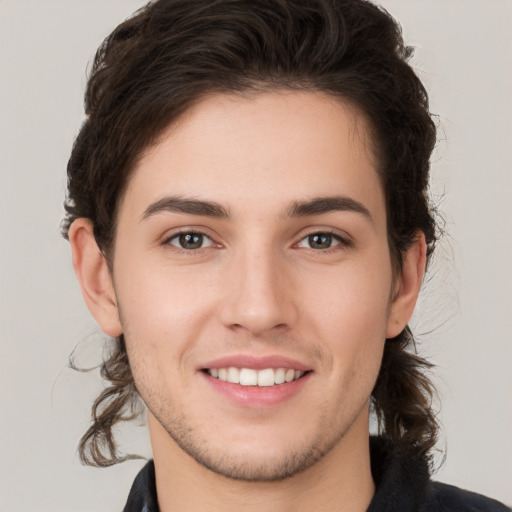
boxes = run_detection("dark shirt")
[124,437,511,511]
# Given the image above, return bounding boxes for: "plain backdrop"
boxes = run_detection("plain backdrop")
[0,1,511,510]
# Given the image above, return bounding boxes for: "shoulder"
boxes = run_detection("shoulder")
[123,460,159,512]
[368,437,510,512]
[424,481,511,512]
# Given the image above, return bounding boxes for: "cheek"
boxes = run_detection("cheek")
[301,256,391,379]
[306,257,392,333]
[115,264,220,370]
[118,260,213,322]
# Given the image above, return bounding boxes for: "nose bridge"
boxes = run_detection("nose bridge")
[221,236,296,335]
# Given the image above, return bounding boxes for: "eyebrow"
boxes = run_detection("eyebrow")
[283,196,373,223]
[141,194,372,223]
[141,196,230,220]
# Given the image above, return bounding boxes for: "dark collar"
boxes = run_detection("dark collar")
[123,437,427,512]
[367,437,429,511]
[123,458,159,512]
[122,437,510,512]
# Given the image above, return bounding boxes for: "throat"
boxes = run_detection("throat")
[147,408,375,512]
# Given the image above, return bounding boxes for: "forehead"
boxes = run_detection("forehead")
[120,91,384,225]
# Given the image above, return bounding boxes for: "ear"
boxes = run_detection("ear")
[386,233,427,339]
[68,218,123,337]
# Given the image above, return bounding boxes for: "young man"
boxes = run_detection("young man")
[63,0,510,510]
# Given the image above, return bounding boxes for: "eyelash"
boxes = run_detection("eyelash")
[163,231,216,254]
[295,231,351,253]
[163,229,351,254]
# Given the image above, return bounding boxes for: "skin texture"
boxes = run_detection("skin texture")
[69,91,426,511]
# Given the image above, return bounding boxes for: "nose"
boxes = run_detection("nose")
[219,243,298,336]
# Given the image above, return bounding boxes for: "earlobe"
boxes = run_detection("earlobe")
[386,233,427,339]
[68,218,123,337]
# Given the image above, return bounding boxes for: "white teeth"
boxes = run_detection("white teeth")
[257,368,275,387]
[207,367,305,386]
[285,369,295,383]
[239,368,258,386]
[274,368,285,384]
[227,367,240,384]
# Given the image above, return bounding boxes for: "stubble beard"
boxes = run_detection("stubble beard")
[119,307,370,482]
[146,401,360,482]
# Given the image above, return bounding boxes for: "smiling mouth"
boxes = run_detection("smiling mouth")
[203,367,309,387]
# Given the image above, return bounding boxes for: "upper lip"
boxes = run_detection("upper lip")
[200,354,312,372]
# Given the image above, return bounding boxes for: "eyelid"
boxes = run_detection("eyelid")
[159,226,352,254]
[294,228,353,251]
[296,227,352,242]
[169,232,213,248]
[161,227,221,252]
[296,233,340,248]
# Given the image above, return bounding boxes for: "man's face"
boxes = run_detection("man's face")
[111,91,397,480]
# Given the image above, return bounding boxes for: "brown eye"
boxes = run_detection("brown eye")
[169,232,213,250]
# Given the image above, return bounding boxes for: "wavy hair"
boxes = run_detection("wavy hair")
[63,0,439,468]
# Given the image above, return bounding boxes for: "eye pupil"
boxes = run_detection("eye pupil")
[309,233,332,249]
[179,233,203,249]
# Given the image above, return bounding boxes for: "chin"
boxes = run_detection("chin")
[157,413,346,482]
[180,441,328,482]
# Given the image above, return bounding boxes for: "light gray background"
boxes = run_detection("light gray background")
[1,1,511,510]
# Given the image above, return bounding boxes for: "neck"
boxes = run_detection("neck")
[149,410,375,512]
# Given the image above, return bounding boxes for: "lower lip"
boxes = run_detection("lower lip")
[201,371,312,408]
